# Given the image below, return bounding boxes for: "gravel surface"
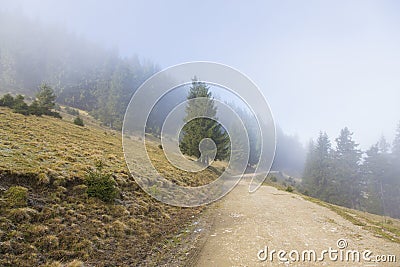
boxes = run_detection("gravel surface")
[192,179,400,266]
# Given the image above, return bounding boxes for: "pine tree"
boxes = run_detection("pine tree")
[28,100,43,115]
[33,83,61,118]
[332,127,362,209]
[179,78,230,165]
[0,93,15,107]
[12,94,29,115]
[378,136,390,154]
[36,83,56,114]
[362,142,390,215]
[302,132,332,199]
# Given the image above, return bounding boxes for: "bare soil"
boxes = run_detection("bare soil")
[188,178,400,266]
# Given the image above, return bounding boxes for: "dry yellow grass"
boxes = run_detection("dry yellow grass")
[0,107,221,266]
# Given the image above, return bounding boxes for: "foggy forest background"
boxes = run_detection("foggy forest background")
[0,12,399,218]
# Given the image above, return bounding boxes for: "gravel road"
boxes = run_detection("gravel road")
[193,179,400,266]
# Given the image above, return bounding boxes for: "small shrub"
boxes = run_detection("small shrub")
[5,186,28,207]
[74,116,84,126]
[286,186,294,192]
[85,162,118,203]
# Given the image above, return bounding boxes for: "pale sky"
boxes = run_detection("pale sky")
[1,0,399,149]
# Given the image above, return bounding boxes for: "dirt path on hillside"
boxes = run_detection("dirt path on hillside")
[192,179,400,266]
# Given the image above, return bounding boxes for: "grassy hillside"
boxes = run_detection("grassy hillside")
[0,107,221,266]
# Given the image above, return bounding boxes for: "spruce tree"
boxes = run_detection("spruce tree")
[179,78,230,164]
[302,132,332,199]
[0,93,15,107]
[378,136,390,154]
[12,94,29,115]
[332,127,362,209]
[36,83,56,114]
[28,100,43,115]
[362,143,389,215]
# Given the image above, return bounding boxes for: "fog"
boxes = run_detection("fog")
[1,0,400,149]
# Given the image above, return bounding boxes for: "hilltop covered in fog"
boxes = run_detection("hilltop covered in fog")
[0,12,158,129]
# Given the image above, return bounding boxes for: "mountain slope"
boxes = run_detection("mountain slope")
[0,107,220,266]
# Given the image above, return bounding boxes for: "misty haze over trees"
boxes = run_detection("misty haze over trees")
[0,12,158,129]
[0,11,306,174]
[302,125,400,218]
[1,2,400,266]
[145,83,306,176]
[0,10,306,177]
[2,11,398,219]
